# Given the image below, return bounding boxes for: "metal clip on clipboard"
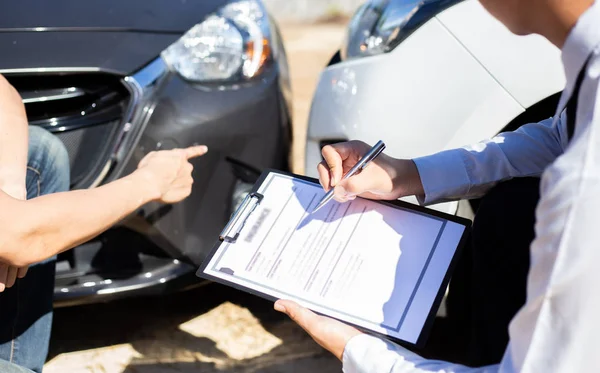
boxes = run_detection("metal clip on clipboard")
[219,192,264,243]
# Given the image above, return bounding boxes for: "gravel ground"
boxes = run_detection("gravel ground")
[44,23,346,373]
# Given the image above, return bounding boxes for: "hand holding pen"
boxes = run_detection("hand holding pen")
[314,140,425,208]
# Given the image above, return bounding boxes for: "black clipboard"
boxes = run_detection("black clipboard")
[197,169,471,348]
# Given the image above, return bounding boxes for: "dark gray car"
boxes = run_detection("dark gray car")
[0,0,293,306]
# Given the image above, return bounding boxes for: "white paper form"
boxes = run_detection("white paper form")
[203,172,466,343]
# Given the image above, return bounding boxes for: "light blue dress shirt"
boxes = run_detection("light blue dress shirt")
[342,2,600,372]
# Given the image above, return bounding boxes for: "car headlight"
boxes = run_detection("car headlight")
[341,0,463,60]
[161,0,272,82]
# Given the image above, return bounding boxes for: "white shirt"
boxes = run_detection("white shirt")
[342,2,600,372]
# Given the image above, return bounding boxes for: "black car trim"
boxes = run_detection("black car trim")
[54,259,196,307]
[0,27,182,35]
[21,86,86,103]
[107,58,170,185]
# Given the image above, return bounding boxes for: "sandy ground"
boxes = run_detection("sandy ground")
[44,23,346,373]
[45,285,343,373]
[282,23,345,174]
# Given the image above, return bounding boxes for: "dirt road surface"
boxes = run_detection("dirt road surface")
[44,23,346,373]
[282,23,345,174]
[46,285,342,373]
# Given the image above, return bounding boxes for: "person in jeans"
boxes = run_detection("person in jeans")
[0,126,70,373]
[0,76,70,372]
[275,0,600,372]
[0,74,207,373]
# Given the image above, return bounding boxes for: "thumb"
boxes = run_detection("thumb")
[274,300,320,331]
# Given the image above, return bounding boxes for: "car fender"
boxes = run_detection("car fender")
[436,0,565,109]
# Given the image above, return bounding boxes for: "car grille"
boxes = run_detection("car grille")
[7,73,130,189]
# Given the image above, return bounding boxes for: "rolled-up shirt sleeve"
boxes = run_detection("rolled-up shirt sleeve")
[412,114,568,205]
[343,334,499,373]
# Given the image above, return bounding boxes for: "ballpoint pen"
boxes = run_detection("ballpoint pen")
[311,140,386,214]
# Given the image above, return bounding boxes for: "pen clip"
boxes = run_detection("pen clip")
[220,192,264,243]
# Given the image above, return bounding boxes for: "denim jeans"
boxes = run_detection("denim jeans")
[0,358,35,373]
[0,126,70,373]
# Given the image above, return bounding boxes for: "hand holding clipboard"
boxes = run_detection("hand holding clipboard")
[198,168,470,347]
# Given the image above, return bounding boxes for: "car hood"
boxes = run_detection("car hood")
[0,0,232,75]
[0,0,231,32]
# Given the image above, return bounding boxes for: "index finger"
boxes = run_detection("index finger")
[182,145,208,160]
[321,141,368,187]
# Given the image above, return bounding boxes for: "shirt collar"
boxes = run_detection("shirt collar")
[562,1,600,91]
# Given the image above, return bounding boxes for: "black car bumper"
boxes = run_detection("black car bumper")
[52,58,291,306]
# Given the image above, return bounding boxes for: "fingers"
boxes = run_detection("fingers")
[0,263,8,292]
[182,145,208,160]
[274,300,321,335]
[172,186,193,199]
[274,299,362,361]
[330,171,374,203]
[338,171,373,196]
[320,141,370,187]
[0,265,23,291]
[173,163,194,186]
[138,145,207,170]
[321,145,344,187]
[159,185,194,204]
[172,176,194,188]
[5,266,17,288]
[317,161,332,191]
[17,266,28,279]
[326,141,366,160]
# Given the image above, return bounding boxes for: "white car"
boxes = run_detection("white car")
[305,0,565,215]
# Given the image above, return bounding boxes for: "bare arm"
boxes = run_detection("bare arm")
[0,74,30,289]
[0,74,28,198]
[0,146,207,267]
